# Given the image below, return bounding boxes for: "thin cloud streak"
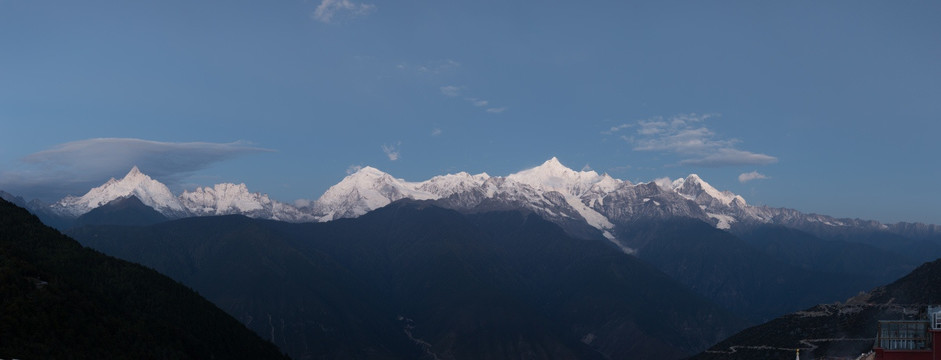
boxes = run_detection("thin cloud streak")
[602,123,632,135]
[681,149,777,167]
[440,85,505,114]
[739,171,770,183]
[440,85,461,97]
[466,98,488,107]
[418,59,460,74]
[397,59,461,75]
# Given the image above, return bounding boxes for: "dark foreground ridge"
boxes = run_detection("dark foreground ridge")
[0,198,288,359]
[690,257,941,360]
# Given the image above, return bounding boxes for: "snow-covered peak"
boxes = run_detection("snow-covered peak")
[507,157,616,196]
[506,158,617,231]
[592,173,624,193]
[673,174,746,207]
[417,172,490,198]
[511,157,587,181]
[321,166,432,199]
[179,182,314,222]
[313,166,436,221]
[180,183,266,215]
[52,167,186,217]
[541,156,567,170]
[350,165,386,178]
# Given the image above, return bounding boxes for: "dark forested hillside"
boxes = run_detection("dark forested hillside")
[0,198,287,359]
[69,200,749,360]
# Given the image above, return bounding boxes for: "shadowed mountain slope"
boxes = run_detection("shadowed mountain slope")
[73,195,169,227]
[0,198,287,359]
[617,219,871,322]
[70,201,748,360]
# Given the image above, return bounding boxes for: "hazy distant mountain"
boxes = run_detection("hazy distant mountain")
[0,198,287,359]
[690,257,941,360]
[0,190,28,208]
[69,201,748,360]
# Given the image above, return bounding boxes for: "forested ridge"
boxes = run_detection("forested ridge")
[0,198,288,359]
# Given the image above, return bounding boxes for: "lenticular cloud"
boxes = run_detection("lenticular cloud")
[0,138,271,200]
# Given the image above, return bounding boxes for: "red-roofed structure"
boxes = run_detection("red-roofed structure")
[874,307,941,360]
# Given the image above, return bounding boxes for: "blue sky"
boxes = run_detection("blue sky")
[1,1,939,224]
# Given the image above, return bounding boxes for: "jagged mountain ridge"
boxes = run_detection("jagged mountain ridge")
[41,167,315,223]
[180,182,313,221]
[51,166,187,218]
[17,158,941,247]
[303,157,941,251]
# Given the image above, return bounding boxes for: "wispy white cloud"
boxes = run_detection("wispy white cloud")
[312,0,376,23]
[738,171,770,183]
[431,128,442,136]
[0,138,271,200]
[681,149,777,167]
[653,177,674,190]
[398,59,461,75]
[613,113,777,167]
[381,143,400,161]
[466,98,488,107]
[418,59,461,74]
[602,123,633,135]
[440,85,461,97]
[346,164,364,175]
[440,85,506,114]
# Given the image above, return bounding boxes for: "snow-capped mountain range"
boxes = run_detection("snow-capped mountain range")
[21,158,939,251]
[47,166,315,222]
